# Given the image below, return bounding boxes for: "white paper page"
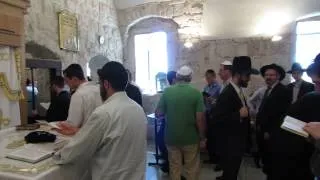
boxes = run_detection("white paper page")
[40,102,50,110]
[281,116,309,138]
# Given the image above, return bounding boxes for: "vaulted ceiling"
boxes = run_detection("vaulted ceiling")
[115,0,320,38]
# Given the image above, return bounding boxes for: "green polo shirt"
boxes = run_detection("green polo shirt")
[157,83,204,146]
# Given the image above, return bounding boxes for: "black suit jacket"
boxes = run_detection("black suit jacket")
[256,83,291,135]
[125,83,142,106]
[272,92,320,179]
[46,91,70,122]
[287,80,314,101]
[212,84,249,156]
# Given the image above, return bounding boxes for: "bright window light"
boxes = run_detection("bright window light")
[86,62,91,77]
[295,21,320,83]
[135,32,168,94]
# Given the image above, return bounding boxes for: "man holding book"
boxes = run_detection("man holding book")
[282,53,320,179]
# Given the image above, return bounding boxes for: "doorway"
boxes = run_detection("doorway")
[25,59,62,123]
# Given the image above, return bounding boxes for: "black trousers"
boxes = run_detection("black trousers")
[220,136,245,180]
[221,153,242,180]
[206,112,217,162]
[256,130,269,173]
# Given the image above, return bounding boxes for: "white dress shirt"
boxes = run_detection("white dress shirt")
[66,82,102,127]
[54,92,147,180]
[292,80,303,103]
[220,78,231,93]
[230,81,247,106]
[248,87,266,116]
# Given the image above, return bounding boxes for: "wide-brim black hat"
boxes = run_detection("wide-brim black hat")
[260,63,286,81]
[287,62,305,73]
[232,56,259,75]
[307,53,320,76]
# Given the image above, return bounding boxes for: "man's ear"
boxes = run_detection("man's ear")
[103,80,110,89]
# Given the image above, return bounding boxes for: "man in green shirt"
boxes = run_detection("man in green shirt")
[156,66,206,180]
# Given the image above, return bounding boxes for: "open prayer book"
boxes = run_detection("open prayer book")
[281,116,309,138]
[36,120,61,129]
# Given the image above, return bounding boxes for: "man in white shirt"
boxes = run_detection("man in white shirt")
[56,64,102,135]
[53,61,147,180]
[218,60,233,93]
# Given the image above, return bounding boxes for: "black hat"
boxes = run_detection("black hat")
[306,53,320,76]
[287,63,305,73]
[260,63,286,81]
[232,56,259,75]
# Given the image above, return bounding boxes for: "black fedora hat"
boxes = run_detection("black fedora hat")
[232,56,259,75]
[306,53,320,76]
[260,63,286,81]
[287,63,305,73]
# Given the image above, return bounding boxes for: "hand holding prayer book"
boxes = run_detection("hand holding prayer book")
[281,116,309,138]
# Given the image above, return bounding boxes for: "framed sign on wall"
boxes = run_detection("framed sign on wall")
[58,10,79,52]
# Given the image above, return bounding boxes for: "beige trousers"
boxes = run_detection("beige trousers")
[167,144,200,180]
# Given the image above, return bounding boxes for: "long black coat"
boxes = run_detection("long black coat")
[276,92,320,180]
[287,80,314,101]
[212,84,250,157]
[256,83,292,143]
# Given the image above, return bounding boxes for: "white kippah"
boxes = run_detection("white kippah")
[177,65,193,76]
[221,61,232,66]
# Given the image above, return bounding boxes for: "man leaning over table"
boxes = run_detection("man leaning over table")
[156,65,206,180]
[55,64,102,135]
[53,61,147,180]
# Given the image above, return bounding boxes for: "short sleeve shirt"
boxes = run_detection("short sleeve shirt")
[157,83,204,146]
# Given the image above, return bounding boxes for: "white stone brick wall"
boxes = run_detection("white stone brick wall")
[117,0,294,109]
[25,0,123,70]
[117,0,204,42]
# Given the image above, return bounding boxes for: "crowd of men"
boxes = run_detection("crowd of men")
[156,53,320,180]
[31,52,320,180]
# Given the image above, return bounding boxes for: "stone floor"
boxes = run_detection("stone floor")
[146,152,266,180]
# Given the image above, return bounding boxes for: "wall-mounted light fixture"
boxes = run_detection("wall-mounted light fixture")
[184,41,193,48]
[271,35,282,42]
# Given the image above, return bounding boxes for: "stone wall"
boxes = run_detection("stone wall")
[117,0,204,41]
[25,0,123,71]
[141,35,293,113]
[117,0,294,111]
[117,0,293,93]
[182,34,294,95]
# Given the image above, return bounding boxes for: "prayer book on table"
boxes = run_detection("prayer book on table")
[281,116,309,138]
[6,145,54,163]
